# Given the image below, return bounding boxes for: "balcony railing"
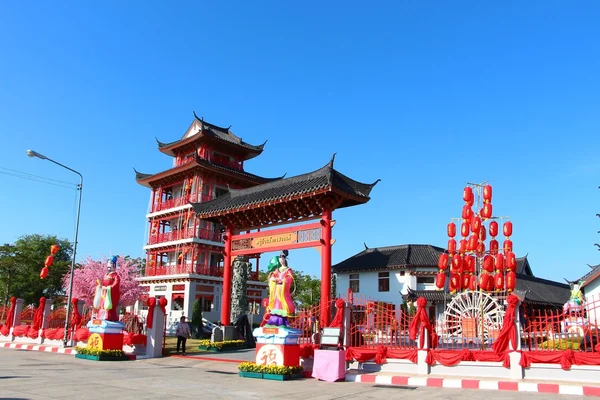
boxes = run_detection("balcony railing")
[148,227,222,245]
[213,157,242,171]
[145,263,259,280]
[152,194,214,213]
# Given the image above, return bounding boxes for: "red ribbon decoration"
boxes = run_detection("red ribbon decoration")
[0,297,16,336]
[409,297,434,349]
[328,298,346,328]
[158,297,168,315]
[70,297,82,330]
[28,297,46,338]
[493,294,519,354]
[146,297,156,329]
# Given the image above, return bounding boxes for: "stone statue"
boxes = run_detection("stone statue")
[93,256,121,322]
[231,256,251,324]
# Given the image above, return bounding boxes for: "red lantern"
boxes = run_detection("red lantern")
[503,239,513,254]
[495,273,504,292]
[467,234,478,251]
[483,255,494,273]
[451,255,463,273]
[40,267,49,279]
[469,274,477,291]
[461,221,470,237]
[44,256,54,267]
[459,239,467,253]
[487,273,496,291]
[462,205,473,220]
[489,221,498,237]
[481,202,492,219]
[505,252,516,271]
[449,273,460,293]
[438,253,449,271]
[506,271,516,292]
[435,271,446,289]
[462,274,471,290]
[463,186,473,203]
[471,216,481,233]
[479,225,486,241]
[479,273,490,291]
[483,184,492,202]
[464,255,475,274]
[447,222,456,238]
[489,239,499,255]
[447,239,457,255]
[476,241,485,255]
[495,253,505,272]
[503,221,513,237]
[50,244,60,255]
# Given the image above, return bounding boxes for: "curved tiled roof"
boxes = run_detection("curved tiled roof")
[191,155,379,220]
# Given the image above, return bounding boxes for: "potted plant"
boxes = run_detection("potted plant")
[238,362,264,379]
[75,346,128,361]
[198,339,246,352]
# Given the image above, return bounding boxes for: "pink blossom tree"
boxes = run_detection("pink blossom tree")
[62,256,145,308]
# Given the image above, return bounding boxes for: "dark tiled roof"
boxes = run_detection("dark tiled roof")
[156,113,266,159]
[191,155,379,220]
[516,256,533,276]
[135,154,282,188]
[579,264,600,288]
[332,244,445,273]
[403,288,452,303]
[516,273,570,306]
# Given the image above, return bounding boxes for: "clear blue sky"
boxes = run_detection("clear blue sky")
[0,2,598,284]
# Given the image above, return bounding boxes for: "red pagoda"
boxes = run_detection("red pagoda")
[134,113,278,328]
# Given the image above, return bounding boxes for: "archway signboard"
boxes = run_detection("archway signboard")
[191,155,378,327]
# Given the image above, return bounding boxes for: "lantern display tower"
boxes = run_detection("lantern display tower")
[435,182,517,345]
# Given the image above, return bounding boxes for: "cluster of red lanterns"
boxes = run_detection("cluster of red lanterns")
[436,184,516,294]
[40,244,60,279]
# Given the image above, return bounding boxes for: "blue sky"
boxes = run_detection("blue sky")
[0,2,598,284]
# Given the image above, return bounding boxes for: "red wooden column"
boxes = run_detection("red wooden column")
[320,208,332,326]
[221,225,233,325]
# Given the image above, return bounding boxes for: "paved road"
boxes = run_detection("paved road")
[0,349,571,399]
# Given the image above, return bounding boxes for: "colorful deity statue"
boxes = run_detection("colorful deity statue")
[93,256,121,322]
[264,250,295,327]
[563,279,586,314]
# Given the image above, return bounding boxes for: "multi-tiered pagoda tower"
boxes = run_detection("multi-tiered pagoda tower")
[135,113,275,329]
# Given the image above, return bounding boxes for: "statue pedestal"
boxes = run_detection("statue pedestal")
[86,319,126,351]
[253,326,301,367]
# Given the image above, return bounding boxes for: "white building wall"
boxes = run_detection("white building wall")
[584,279,600,325]
[336,269,429,304]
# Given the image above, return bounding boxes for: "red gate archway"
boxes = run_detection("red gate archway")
[191,155,378,326]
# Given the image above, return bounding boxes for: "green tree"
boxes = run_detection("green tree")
[0,234,72,306]
[191,299,203,338]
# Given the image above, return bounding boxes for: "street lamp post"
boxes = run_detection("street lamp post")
[26,149,83,347]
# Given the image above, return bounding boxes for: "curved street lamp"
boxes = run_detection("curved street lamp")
[27,149,83,347]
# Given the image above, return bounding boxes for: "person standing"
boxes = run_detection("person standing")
[176,316,191,355]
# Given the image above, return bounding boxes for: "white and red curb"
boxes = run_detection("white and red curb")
[346,373,600,397]
[1,342,77,355]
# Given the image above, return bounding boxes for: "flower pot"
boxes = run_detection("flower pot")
[290,372,303,380]
[262,373,289,381]
[239,371,263,379]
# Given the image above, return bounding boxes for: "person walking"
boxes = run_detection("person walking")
[176,316,191,355]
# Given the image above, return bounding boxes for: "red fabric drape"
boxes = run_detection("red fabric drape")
[70,298,82,330]
[328,299,345,328]
[123,332,147,346]
[146,298,156,329]
[520,350,575,370]
[42,327,65,341]
[426,349,510,367]
[299,344,314,358]
[28,297,46,338]
[73,328,90,342]
[12,325,29,337]
[345,346,418,364]
[409,297,434,349]
[0,297,16,336]
[493,294,519,354]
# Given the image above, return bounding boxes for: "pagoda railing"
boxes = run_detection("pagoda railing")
[145,263,258,280]
[152,194,214,213]
[148,227,222,245]
[212,154,242,171]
